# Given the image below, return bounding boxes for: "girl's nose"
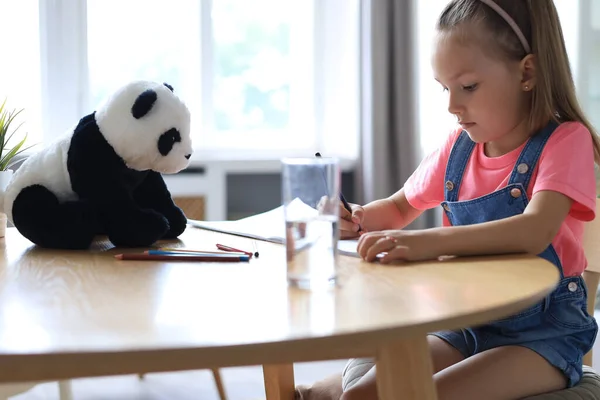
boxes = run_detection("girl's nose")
[447,92,462,115]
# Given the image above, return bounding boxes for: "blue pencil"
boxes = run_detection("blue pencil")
[146,250,249,260]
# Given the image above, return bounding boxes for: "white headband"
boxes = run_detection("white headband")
[479,0,531,54]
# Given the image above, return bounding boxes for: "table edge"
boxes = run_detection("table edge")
[0,276,558,383]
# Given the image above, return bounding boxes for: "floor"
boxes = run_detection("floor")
[12,360,348,400]
[10,312,600,399]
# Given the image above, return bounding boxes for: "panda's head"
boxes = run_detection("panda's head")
[95,80,193,174]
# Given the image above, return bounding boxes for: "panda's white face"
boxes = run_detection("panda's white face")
[95,80,193,174]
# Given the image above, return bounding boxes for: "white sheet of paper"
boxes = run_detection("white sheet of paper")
[188,199,320,244]
[188,204,361,257]
[188,207,287,243]
[337,239,359,257]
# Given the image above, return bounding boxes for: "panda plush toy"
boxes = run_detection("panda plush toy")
[0,80,193,249]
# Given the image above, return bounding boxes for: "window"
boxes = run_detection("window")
[85,0,316,155]
[8,0,359,162]
[211,0,295,133]
[86,0,203,118]
[202,0,317,153]
[571,0,600,130]
[0,1,42,147]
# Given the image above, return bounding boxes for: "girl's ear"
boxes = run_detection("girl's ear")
[520,54,537,92]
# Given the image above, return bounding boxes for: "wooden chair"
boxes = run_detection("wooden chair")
[582,198,600,368]
[0,383,38,400]
[0,381,72,400]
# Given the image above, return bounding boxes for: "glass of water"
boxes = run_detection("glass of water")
[281,157,340,290]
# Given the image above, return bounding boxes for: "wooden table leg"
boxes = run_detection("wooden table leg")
[263,363,295,400]
[376,335,437,400]
[212,368,228,400]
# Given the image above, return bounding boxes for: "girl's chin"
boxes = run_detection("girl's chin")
[463,126,485,142]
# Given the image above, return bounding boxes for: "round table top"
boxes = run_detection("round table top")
[0,226,559,380]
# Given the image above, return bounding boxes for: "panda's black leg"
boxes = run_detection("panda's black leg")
[133,171,187,239]
[11,184,99,249]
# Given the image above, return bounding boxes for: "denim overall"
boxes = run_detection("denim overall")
[431,121,598,387]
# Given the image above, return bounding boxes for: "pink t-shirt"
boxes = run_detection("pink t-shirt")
[404,121,597,277]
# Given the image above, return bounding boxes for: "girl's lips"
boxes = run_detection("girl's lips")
[460,122,475,129]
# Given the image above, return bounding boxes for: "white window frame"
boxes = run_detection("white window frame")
[37,0,360,163]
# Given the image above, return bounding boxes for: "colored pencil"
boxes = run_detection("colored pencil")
[114,253,250,262]
[146,250,241,257]
[149,249,244,255]
[216,243,254,257]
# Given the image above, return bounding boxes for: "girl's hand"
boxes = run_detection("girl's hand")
[317,196,365,239]
[339,202,365,239]
[357,230,440,263]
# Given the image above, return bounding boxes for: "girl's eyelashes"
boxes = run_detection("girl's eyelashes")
[440,83,478,92]
[462,83,478,91]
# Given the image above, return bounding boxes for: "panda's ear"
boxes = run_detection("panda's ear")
[131,89,158,119]
[163,82,174,92]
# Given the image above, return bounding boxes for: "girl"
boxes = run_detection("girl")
[297,0,600,399]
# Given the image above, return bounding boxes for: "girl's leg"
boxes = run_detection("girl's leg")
[433,345,567,400]
[341,344,567,400]
[295,335,464,400]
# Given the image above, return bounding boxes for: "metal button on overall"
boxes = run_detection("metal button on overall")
[510,188,522,198]
[568,282,578,292]
[445,181,454,191]
[517,163,529,174]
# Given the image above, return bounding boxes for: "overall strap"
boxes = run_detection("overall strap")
[508,121,559,190]
[444,131,476,202]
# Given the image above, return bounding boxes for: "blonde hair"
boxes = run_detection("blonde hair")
[437,0,600,165]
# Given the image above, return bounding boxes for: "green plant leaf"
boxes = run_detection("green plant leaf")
[0,100,30,171]
[2,119,24,152]
[0,98,7,118]
[0,134,30,171]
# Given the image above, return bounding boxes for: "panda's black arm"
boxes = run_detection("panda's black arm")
[133,171,187,238]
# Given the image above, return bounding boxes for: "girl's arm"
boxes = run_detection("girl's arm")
[431,190,572,257]
[359,190,573,262]
[361,188,424,232]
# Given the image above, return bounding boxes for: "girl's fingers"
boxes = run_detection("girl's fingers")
[340,218,360,234]
[340,203,352,219]
[379,245,410,264]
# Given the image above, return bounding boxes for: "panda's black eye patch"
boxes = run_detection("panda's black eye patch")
[163,82,174,92]
[158,128,182,156]
[131,89,157,119]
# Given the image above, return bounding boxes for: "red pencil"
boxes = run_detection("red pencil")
[216,243,254,257]
[114,253,249,262]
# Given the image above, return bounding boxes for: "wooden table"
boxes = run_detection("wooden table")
[0,226,559,399]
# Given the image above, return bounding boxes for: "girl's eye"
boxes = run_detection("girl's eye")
[442,87,449,93]
[462,83,478,92]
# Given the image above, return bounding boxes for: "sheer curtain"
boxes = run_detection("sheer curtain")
[357,0,438,229]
